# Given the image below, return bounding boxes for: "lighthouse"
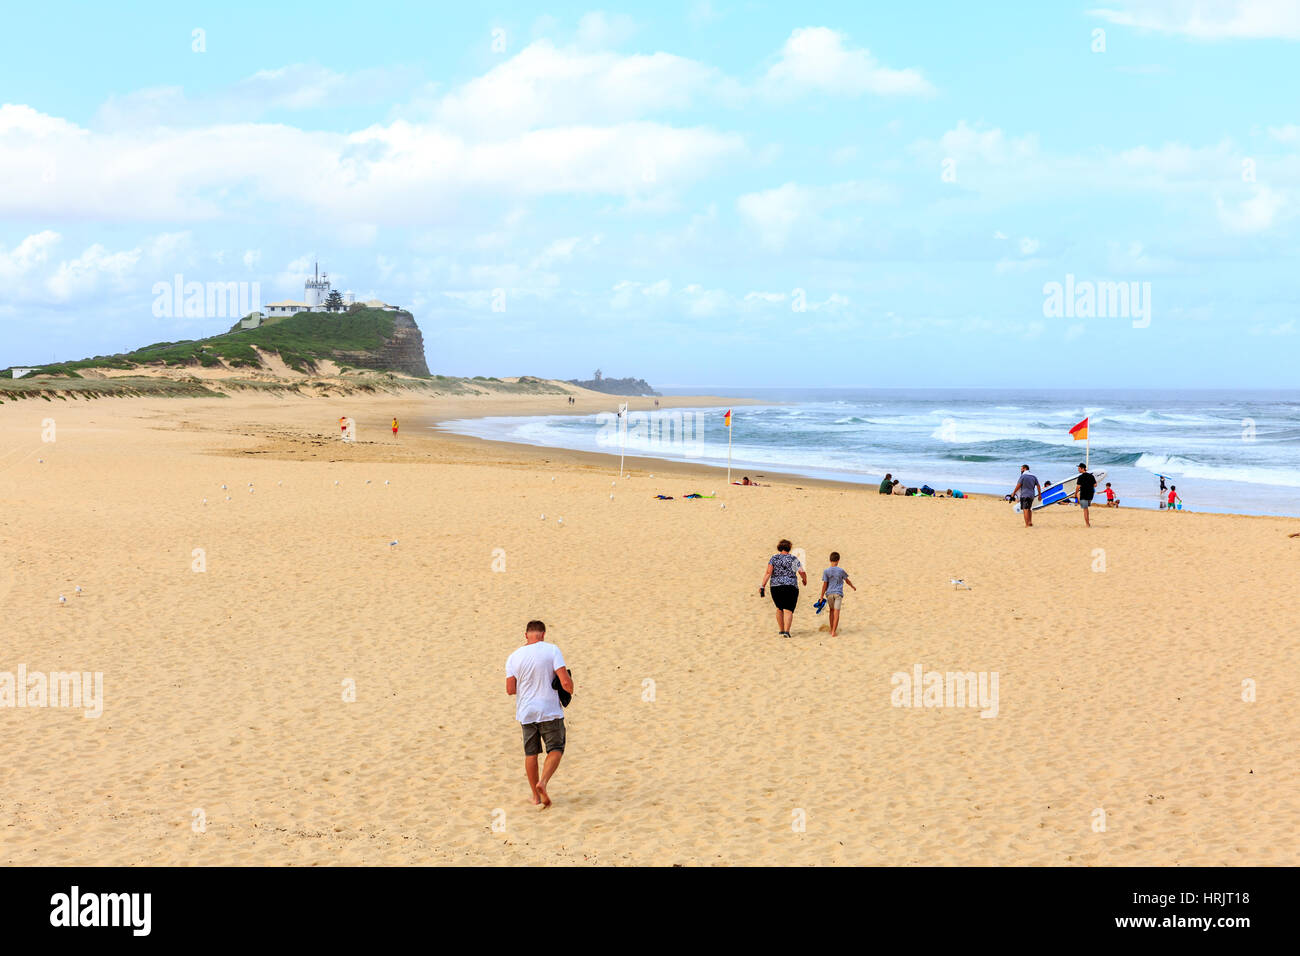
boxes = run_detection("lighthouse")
[304,261,331,307]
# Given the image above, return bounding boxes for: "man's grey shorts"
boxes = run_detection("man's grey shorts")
[1079,498,1091,509]
[522,718,566,756]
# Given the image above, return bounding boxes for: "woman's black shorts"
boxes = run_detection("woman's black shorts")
[770,585,799,611]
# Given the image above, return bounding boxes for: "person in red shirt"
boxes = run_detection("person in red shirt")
[1104,482,1119,507]
[1168,486,1181,510]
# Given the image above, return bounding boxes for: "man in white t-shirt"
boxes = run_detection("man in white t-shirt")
[505,620,574,808]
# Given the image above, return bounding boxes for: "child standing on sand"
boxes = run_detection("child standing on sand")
[392,417,399,437]
[818,552,857,638]
[1168,485,1181,511]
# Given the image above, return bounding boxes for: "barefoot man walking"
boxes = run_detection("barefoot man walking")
[506,620,573,808]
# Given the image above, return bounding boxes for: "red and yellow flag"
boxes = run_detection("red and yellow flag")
[1069,417,1089,441]
[724,409,732,428]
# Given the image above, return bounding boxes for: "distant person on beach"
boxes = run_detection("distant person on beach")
[1168,485,1181,511]
[946,489,965,498]
[1160,475,1167,493]
[1104,482,1119,507]
[340,416,347,435]
[1074,463,1097,526]
[879,473,893,494]
[1012,465,1041,527]
[391,417,398,437]
[760,539,807,638]
[891,480,906,496]
[505,620,573,809]
[818,552,857,638]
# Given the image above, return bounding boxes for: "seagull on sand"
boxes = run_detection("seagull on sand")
[950,579,972,590]
[389,540,398,550]
[58,594,67,605]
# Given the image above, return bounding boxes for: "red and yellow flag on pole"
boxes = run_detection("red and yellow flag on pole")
[724,409,732,427]
[1069,417,1088,441]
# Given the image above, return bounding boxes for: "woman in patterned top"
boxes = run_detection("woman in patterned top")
[760,539,807,638]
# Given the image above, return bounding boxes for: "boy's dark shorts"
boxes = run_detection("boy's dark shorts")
[522,718,566,756]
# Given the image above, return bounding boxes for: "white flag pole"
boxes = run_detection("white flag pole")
[618,403,627,477]
[726,411,733,485]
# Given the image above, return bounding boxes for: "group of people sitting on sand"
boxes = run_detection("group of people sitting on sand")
[877,473,965,498]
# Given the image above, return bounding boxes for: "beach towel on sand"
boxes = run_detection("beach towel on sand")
[683,493,715,499]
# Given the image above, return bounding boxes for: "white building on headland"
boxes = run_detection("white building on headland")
[259,263,393,322]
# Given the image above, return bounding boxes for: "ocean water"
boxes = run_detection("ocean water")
[436,388,1300,517]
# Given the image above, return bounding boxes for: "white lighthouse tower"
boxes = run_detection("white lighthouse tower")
[304,261,331,308]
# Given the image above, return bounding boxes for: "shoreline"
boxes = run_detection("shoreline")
[429,404,1298,522]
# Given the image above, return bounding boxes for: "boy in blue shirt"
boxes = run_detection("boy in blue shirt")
[818,552,857,638]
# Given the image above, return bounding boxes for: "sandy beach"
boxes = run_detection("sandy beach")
[1,390,1296,866]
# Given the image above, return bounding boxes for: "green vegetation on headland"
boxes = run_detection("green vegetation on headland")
[0,306,571,402]
[9,308,403,377]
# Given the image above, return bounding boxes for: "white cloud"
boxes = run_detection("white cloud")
[0,230,194,305]
[763,27,934,97]
[737,180,894,250]
[45,243,142,302]
[433,40,730,135]
[1090,1,1300,40]
[0,104,744,224]
[1267,124,1300,142]
[930,120,1040,166]
[0,230,61,282]
[94,64,425,129]
[575,11,639,48]
[682,283,730,317]
[1217,185,1286,232]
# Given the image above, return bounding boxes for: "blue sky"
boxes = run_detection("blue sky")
[2,1,1297,386]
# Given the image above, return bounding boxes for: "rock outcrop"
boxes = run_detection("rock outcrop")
[332,310,430,377]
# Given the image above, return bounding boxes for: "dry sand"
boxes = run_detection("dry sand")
[1,391,1296,865]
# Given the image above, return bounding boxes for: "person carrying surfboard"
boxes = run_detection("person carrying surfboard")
[1011,465,1041,528]
[1074,463,1097,527]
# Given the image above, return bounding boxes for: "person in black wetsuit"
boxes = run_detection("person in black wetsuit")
[1074,463,1097,527]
